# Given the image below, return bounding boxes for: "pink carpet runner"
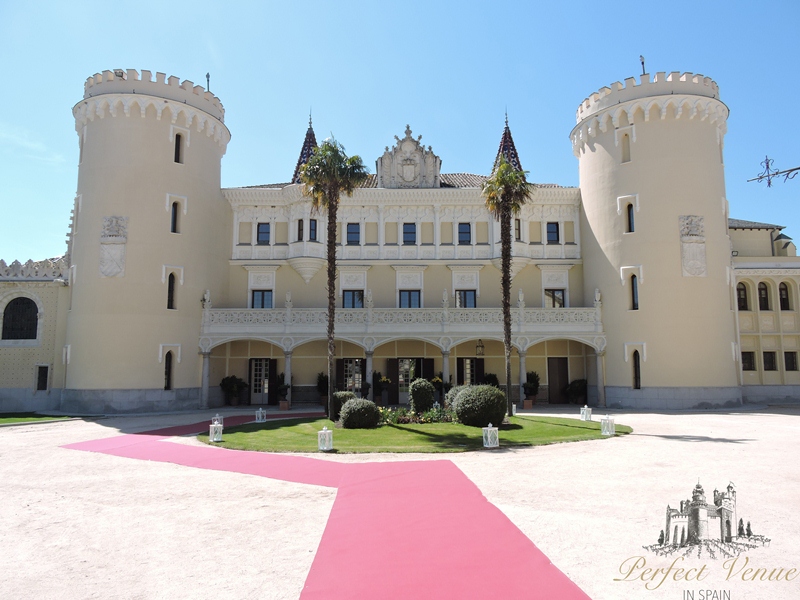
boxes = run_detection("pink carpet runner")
[64,416,590,599]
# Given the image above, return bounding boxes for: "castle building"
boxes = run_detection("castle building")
[1,68,799,413]
[665,482,737,545]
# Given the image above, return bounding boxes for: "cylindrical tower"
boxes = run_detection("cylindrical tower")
[63,69,231,412]
[573,71,740,408]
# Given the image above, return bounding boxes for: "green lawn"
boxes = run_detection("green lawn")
[198,415,632,453]
[0,413,72,425]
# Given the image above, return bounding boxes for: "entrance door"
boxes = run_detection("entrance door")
[249,358,271,405]
[547,357,569,403]
[398,358,416,404]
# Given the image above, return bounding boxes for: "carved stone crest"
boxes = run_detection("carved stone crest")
[99,215,129,277]
[376,125,441,189]
[680,215,707,277]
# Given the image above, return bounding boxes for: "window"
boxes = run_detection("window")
[36,365,49,392]
[621,133,631,163]
[458,223,471,245]
[174,133,183,164]
[633,350,641,389]
[347,223,360,245]
[514,219,522,241]
[170,201,180,234]
[343,290,364,308]
[164,351,173,390]
[546,222,559,244]
[764,351,777,371]
[455,290,477,308]
[786,352,798,371]
[737,283,749,311]
[631,274,639,310]
[167,273,176,310]
[780,282,790,311]
[758,282,770,311]
[399,290,421,308]
[403,223,416,245]
[2,297,38,340]
[257,223,270,245]
[545,289,565,308]
[309,219,317,241]
[252,290,273,309]
[742,351,756,371]
[626,203,635,233]
[297,219,304,241]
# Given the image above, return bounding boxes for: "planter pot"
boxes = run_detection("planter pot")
[381,389,389,404]
[523,395,536,410]
[279,399,290,411]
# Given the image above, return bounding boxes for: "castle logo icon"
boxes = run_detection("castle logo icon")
[644,481,770,559]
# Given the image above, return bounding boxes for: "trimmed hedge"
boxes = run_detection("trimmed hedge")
[331,391,357,421]
[454,385,507,427]
[444,385,469,410]
[340,398,381,429]
[409,379,436,414]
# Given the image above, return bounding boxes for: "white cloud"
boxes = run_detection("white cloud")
[0,122,65,165]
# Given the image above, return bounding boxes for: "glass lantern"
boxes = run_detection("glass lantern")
[209,422,223,442]
[601,415,615,436]
[318,426,333,452]
[255,408,267,423]
[482,423,499,448]
[580,405,592,421]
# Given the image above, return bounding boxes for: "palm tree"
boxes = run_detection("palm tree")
[483,155,535,416]
[300,138,369,418]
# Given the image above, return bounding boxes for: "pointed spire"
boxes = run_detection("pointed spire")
[292,114,318,184]
[493,115,523,173]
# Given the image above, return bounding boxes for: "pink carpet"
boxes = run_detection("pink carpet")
[64,416,590,599]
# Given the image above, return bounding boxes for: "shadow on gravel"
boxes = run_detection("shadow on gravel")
[631,433,754,444]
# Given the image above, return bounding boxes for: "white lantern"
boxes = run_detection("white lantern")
[212,413,224,427]
[601,415,615,436]
[511,404,517,416]
[255,408,267,423]
[318,426,333,452]
[209,422,223,442]
[482,423,499,448]
[580,405,592,421]
[433,401,441,410]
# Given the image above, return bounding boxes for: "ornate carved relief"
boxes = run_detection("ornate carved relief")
[99,216,128,278]
[680,215,707,277]
[376,126,441,189]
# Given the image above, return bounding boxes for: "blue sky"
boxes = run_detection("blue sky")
[1,0,798,262]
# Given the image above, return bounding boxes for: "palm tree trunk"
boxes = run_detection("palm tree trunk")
[500,202,513,417]
[326,191,339,419]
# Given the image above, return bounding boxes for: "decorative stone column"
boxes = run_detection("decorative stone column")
[518,350,527,400]
[441,350,451,388]
[200,351,211,409]
[284,350,293,405]
[596,350,606,407]
[365,350,374,401]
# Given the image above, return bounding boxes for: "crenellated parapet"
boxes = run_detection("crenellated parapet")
[0,257,69,282]
[73,69,230,151]
[571,72,728,157]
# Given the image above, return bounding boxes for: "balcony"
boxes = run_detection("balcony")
[200,305,604,351]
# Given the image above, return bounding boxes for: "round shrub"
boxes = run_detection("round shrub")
[454,384,507,427]
[331,391,357,421]
[445,385,469,410]
[409,379,436,414]
[340,398,381,429]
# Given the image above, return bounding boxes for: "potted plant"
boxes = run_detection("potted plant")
[430,375,443,402]
[316,372,329,405]
[220,375,248,406]
[361,380,371,399]
[277,372,291,410]
[523,371,540,409]
[379,376,392,404]
[565,378,587,404]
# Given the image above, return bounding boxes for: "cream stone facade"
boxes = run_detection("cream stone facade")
[1,68,798,413]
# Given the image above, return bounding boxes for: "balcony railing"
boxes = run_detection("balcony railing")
[201,305,603,338]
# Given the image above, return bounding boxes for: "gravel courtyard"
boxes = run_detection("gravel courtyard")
[3,406,799,599]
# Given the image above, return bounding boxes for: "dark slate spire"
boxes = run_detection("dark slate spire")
[292,114,318,184]
[493,113,523,173]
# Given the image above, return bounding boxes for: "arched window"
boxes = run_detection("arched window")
[737,283,749,311]
[164,351,173,390]
[633,350,641,389]
[758,282,770,311]
[779,282,790,311]
[621,133,631,163]
[174,133,183,164]
[170,201,179,234]
[631,274,639,310]
[2,297,38,340]
[167,273,176,310]
[626,203,635,233]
